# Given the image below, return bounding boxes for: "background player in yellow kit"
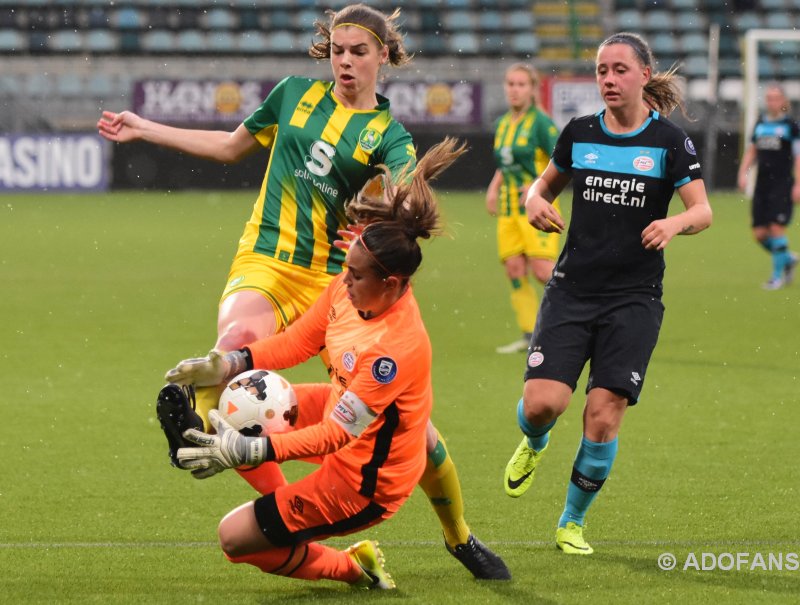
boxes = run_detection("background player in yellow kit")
[486,64,562,354]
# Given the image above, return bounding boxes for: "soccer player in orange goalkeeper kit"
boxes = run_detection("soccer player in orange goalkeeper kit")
[165,139,509,589]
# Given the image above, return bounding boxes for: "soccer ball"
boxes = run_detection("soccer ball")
[217,369,298,436]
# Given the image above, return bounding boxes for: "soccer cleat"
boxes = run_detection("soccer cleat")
[556,522,594,555]
[762,277,785,290]
[346,540,395,589]
[445,534,511,580]
[784,253,798,285]
[504,437,548,497]
[156,383,204,469]
[495,338,529,354]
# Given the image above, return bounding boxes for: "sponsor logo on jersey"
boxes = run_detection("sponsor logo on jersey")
[633,156,655,171]
[689,162,701,170]
[528,351,544,367]
[630,371,641,386]
[684,137,696,155]
[342,351,355,372]
[583,175,648,208]
[371,357,397,384]
[358,128,383,152]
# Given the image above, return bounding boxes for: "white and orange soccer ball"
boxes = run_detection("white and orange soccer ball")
[217,369,298,436]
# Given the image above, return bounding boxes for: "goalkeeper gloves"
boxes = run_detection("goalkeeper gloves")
[164,348,250,386]
[177,409,273,479]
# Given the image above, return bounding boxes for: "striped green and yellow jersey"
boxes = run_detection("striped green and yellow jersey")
[492,106,559,217]
[241,76,416,275]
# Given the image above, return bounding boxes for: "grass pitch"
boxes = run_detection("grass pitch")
[1,189,798,604]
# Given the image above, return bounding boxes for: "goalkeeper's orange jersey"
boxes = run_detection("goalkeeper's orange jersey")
[247,273,432,510]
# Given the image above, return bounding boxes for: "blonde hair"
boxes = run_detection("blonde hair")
[308,3,411,67]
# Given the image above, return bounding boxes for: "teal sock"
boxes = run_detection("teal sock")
[759,237,774,253]
[771,236,791,279]
[516,398,555,452]
[558,436,618,528]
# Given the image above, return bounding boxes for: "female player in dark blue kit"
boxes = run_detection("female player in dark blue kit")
[502,32,713,555]
[736,83,800,290]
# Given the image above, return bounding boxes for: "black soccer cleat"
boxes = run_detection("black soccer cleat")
[445,534,512,580]
[156,383,204,469]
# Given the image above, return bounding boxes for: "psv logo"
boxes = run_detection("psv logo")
[633,156,655,171]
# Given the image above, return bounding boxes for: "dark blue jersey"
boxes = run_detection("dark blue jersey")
[751,114,800,189]
[551,109,702,296]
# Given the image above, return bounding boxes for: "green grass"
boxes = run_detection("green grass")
[1,190,798,604]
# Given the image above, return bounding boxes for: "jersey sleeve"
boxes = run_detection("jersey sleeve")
[536,111,560,156]
[243,76,291,148]
[791,119,800,157]
[246,276,333,370]
[346,346,413,417]
[269,416,353,462]
[551,119,575,173]
[667,128,703,188]
[378,122,417,181]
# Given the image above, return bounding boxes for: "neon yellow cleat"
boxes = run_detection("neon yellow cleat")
[556,522,594,555]
[346,540,396,589]
[504,437,548,497]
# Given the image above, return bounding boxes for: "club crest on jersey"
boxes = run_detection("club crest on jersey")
[342,351,356,372]
[684,137,697,155]
[633,156,655,172]
[358,128,382,152]
[527,351,544,367]
[371,356,397,384]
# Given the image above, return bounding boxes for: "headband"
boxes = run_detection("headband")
[357,231,393,277]
[333,22,384,47]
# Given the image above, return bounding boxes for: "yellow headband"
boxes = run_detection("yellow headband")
[333,22,384,47]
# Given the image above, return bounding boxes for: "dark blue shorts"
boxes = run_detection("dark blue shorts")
[753,179,793,227]
[523,284,665,405]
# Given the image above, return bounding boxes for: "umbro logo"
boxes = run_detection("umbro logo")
[584,152,598,163]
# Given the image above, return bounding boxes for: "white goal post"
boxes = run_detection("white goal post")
[742,29,800,149]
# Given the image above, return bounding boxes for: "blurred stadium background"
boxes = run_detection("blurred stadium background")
[2,0,799,192]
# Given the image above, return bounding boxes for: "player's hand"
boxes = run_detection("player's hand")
[333,224,364,251]
[96,110,145,143]
[178,410,269,477]
[525,194,564,233]
[165,349,230,387]
[485,192,497,217]
[641,218,680,250]
[792,181,800,204]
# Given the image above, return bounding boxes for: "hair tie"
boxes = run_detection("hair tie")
[333,22,384,47]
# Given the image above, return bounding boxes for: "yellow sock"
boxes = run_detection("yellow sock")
[418,432,471,547]
[509,277,538,334]
[194,384,225,431]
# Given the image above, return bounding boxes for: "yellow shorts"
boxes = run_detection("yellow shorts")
[221,250,336,332]
[496,201,562,262]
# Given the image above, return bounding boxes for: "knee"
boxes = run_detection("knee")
[217,518,244,559]
[217,321,260,352]
[521,390,561,425]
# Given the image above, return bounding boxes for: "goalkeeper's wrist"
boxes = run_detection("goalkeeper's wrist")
[246,436,276,466]
[222,349,253,380]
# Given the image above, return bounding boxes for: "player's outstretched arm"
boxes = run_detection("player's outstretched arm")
[97,112,260,164]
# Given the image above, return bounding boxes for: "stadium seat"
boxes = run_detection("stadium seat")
[50,30,84,54]
[140,30,176,53]
[175,30,206,53]
[733,12,763,32]
[87,7,110,30]
[765,13,795,29]
[448,31,479,55]
[777,55,800,78]
[294,9,318,31]
[506,9,534,30]
[0,28,25,52]
[682,54,709,78]
[670,0,699,8]
[444,10,478,31]
[760,0,787,9]
[266,10,292,31]
[208,31,236,53]
[266,30,298,54]
[24,73,53,97]
[674,11,708,31]
[681,32,709,54]
[113,7,145,31]
[85,30,118,53]
[56,73,84,98]
[480,33,505,55]
[650,32,681,58]
[238,8,260,31]
[204,7,238,31]
[643,11,674,32]
[509,32,540,56]
[616,10,643,30]
[0,74,19,96]
[238,30,269,53]
[87,72,115,98]
[479,9,505,32]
